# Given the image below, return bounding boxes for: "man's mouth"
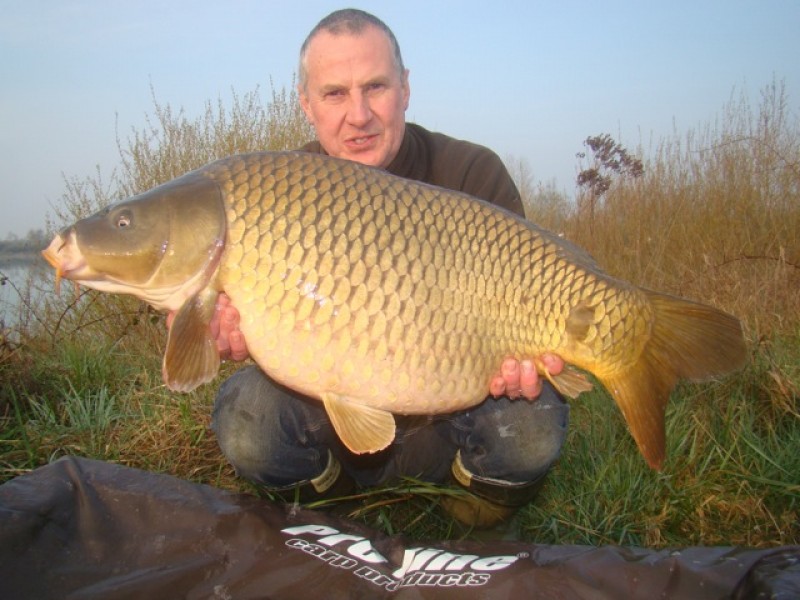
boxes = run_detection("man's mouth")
[346,134,378,147]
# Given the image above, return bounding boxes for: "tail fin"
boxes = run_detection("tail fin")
[600,291,747,470]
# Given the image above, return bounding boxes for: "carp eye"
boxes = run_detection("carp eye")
[116,211,132,228]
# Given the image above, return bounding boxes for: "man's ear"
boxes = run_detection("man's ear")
[297,84,314,123]
[402,69,411,110]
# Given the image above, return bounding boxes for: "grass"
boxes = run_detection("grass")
[1,79,798,548]
[525,371,799,548]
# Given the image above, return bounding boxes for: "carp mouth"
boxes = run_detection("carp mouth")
[42,231,90,294]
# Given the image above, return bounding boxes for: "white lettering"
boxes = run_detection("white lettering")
[393,548,441,578]
[348,539,388,564]
[281,524,339,536]
[317,532,366,546]
[282,524,388,564]
[355,565,395,588]
[428,551,479,571]
[281,521,519,591]
[472,555,520,571]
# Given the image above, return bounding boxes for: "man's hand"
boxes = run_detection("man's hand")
[211,294,250,361]
[489,354,564,400]
[166,293,250,362]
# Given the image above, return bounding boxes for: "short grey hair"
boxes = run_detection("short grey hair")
[298,9,406,90]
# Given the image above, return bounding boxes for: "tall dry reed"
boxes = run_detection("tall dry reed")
[528,79,799,340]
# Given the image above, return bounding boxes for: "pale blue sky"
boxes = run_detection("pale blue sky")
[1,0,798,236]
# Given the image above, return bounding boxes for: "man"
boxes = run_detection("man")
[210,9,568,528]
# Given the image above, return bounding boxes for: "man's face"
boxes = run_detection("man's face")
[299,26,410,168]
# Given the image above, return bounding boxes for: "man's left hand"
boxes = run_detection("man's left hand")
[489,354,564,400]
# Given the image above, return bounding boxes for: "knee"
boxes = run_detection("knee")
[213,366,280,444]
[212,366,284,482]
[513,390,570,474]
[212,366,333,486]
[455,388,570,483]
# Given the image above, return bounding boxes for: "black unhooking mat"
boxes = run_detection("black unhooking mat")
[0,456,797,599]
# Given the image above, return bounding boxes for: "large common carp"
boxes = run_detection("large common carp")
[42,151,747,469]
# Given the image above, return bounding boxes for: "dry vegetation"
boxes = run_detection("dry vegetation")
[1,79,798,547]
[526,80,799,340]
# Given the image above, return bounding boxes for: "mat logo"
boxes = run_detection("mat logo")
[282,524,519,591]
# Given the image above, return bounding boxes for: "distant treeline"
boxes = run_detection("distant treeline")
[0,229,48,264]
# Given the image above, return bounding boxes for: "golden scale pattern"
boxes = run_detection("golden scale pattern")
[209,153,649,413]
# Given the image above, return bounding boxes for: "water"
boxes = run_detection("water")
[0,259,49,329]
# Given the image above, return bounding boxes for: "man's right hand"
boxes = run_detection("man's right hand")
[166,293,250,362]
[210,294,249,361]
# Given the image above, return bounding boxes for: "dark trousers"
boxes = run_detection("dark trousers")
[212,365,569,490]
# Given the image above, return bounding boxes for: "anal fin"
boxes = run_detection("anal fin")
[322,393,396,454]
[544,366,594,399]
[535,358,594,399]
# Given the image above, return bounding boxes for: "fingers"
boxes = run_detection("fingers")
[211,294,249,362]
[540,352,565,376]
[489,355,567,401]
[488,357,520,399]
[518,359,542,400]
[490,357,542,400]
[501,356,520,384]
[227,327,250,362]
[489,374,507,397]
[217,304,241,359]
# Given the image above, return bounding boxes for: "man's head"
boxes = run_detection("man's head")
[298,9,410,168]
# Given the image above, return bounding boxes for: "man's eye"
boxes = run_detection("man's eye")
[365,83,385,94]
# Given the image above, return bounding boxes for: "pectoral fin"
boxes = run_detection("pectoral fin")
[163,287,219,392]
[322,393,396,454]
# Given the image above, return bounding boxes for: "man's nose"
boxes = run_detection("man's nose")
[346,92,372,127]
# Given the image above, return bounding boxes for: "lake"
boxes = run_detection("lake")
[0,258,50,329]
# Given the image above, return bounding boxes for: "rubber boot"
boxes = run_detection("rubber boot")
[267,450,356,504]
[441,450,548,529]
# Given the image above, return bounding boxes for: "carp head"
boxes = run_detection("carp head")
[42,170,228,392]
[42,171,227,312]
